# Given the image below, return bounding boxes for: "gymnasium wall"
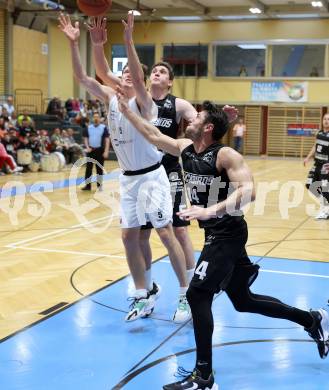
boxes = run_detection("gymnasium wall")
[47,21,74,101]
[0,9,5,95]
[106,18,329,105]
[13,25,48,99]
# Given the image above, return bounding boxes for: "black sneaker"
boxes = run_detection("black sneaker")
[245,263,260,287]
[305,309,329,359]
[81,185,91,191]
[148,282,161,300]
[163,368,218,390]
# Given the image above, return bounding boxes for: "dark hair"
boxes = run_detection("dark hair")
[201,100,229,141]
[151,61,174,80]
[122,63,148,83]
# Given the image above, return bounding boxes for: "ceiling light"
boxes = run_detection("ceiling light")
[238,44,266,49]
[162,16,202,21]
[249,7,262,14]
[311,1,323,7]
[129,10,141,16]
[276,13,321,18]
[216,15,260,20]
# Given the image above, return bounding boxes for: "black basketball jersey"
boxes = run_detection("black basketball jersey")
[314,130,329,165]
[153,94,180,172]
[181,142,245,233]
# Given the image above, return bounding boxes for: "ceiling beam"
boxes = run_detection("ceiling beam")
[111,0,137,9]
[322,0,329,12]
[111,0,151,11]
[178,0,207,14]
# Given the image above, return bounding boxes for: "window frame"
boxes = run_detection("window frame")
[162,43,209,78]
[212,39,329,80]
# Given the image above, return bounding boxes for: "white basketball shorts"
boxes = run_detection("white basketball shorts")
[119,165,173,228]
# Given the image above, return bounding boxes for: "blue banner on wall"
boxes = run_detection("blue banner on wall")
[251,81,308,102]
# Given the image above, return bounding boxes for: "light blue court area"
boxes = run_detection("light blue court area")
[1,255,329,390]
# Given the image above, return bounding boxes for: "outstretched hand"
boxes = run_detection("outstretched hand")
[223,105,239,123]
[86,16,107,46]
[177,205,213,221]
[122,11,134,42]
[58,13,80,42]
[116,85,129,113]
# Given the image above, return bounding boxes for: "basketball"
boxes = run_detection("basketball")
[77,0,112,16]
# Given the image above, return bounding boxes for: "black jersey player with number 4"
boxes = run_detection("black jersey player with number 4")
[117,94,329,390]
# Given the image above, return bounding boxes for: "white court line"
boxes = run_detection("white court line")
[6,245,126,258]
[159,259,329,279]
[6,215,119,248]
[260,269,329,279]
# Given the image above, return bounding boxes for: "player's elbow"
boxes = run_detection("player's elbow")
[75,71,87,83]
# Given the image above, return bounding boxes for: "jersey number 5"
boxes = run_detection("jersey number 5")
[195,261,209,280]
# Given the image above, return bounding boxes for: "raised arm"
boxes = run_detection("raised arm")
[177,100,239,125]
[122,12,153,115]
[116,87,191,156]
[58,14,113,103]
[87,17,121,89]
[176,98,197,125]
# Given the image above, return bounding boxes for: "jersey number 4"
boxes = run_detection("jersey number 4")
[187,187,200,203]
[195,261,209,280]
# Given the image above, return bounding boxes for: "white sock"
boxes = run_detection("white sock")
[145,268,153,291]
[180,286,188,295]
[186,268,195,283]
[134,289,148,299]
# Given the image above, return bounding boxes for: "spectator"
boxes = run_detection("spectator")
[50,127,65,152]
[18,119,34,137]
[3,96,15,117]
[17,110,34,127]
[2,129,18,159]
[0,107,10,123]
[40,130,51,154]
[239,65,248,77]
[63,127,84,163]
[71,98,80,114]
[46,96,63,119]
[29,132,43,162]
[309,66,319,77]
[232,117,247,153]
[10,112,18,128]
[75,111,89,129]
[0,138,22,174]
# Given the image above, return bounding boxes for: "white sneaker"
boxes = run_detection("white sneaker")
[125,294,155,322]
[10,166,23,174]
[173,294,192,323]
[315,208,329,220]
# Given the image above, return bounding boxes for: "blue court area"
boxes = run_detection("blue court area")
[1,255,328,390]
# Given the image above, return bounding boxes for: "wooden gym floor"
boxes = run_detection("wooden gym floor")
[0,157,328,341]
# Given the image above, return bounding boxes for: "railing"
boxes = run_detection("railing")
[14,89,43,114]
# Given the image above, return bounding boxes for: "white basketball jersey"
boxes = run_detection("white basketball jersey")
[108,96,163,171]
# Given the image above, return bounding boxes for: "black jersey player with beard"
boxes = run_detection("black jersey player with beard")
[117,93,329,390]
